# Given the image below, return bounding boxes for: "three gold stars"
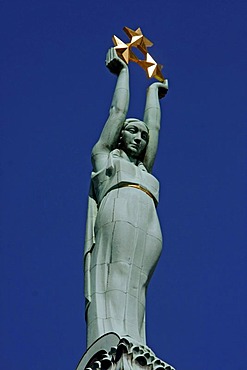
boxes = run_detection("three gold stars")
[112,27,165,82]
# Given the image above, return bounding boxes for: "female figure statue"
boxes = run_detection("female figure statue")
[84,48,168,350]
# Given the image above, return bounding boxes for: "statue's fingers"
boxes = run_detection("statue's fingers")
[106,49,111,64]
[108,48,112,61]
[112,48,118,59]
[110,47,115,61]
[162,80,168,89]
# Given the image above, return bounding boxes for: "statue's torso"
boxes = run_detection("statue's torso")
[91,149,159,205]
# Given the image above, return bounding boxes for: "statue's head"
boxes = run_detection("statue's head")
[118,118,149,161]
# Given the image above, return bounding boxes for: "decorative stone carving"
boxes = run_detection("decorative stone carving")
[77,334,175,370]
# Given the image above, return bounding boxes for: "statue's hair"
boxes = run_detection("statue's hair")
[123,118,149,132]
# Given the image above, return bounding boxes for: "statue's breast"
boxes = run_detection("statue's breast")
[92,151,159,205]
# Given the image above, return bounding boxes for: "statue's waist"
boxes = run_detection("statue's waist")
[103,182,158,207]
[92,168,159,205]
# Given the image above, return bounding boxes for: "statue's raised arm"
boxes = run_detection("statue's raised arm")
[92,48,129,173]
[143,80,168,172]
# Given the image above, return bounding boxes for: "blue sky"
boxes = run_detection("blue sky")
[1,1,246,369]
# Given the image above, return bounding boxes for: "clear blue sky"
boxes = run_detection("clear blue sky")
[1,1,246,369]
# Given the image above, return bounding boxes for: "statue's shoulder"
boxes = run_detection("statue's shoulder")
[111,148,121,157]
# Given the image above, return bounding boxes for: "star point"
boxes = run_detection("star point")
[138,53,165,82]
[112,35,131,64]
[123,26,153,54]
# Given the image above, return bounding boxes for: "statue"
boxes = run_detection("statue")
[77,32,175,370]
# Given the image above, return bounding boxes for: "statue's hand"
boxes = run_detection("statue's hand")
[149,80,169,99]
[106,47,128,75]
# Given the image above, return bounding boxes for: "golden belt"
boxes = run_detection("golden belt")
[110,182,157,206]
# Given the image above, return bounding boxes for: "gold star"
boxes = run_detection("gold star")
[123,26,153,54]
[112,27,166,82]
[138,53,165,82]
[112,35,139,64]
[112,35,130,64]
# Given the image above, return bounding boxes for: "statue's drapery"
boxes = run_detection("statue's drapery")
[84,149,162,348]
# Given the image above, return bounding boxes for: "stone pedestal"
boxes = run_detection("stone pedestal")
[76,333,175,370]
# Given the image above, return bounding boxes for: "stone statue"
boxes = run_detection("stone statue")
[77,48,174,370]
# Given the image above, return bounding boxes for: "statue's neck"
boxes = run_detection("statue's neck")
[120,149,140,166]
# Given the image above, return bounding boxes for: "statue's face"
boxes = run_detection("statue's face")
[121,121,149,159]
